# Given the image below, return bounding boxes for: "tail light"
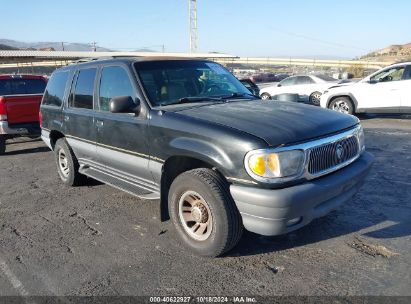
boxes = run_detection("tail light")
[0,96,7,121]
[39,111,43,128]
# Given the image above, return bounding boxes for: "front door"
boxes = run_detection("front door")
[358,65,405,113]
[94,65,154,185]
[400,65,411,113]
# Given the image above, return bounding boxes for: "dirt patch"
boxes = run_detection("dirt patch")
[349,235,399,258]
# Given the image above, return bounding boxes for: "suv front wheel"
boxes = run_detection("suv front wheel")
[168,168,243,257]
[329,97,354,115]
[54,138,85,186]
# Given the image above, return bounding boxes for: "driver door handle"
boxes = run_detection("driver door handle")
[96,120,104,127]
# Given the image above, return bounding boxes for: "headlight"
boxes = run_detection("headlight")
[246,149,305,180]
[357,125,365,152]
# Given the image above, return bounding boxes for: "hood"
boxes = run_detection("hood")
[171,101,358,147]
[328,81,356,90]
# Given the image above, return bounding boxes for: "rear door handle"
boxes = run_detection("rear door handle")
[96,120,104,127]
[64,115,70,122]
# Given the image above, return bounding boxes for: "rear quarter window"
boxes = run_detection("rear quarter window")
[42,71,70,107]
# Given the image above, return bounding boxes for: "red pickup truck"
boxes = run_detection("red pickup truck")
[0,75,47,154]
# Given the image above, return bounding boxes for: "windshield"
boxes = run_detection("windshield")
[134,60,252,107]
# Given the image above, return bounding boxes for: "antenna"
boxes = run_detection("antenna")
[189,0,198,53]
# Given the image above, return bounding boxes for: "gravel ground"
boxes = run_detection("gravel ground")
[0,115,410,297]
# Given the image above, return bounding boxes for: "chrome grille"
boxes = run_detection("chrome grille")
[308,136,359,175]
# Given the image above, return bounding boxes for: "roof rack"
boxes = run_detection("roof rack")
[70,55,140,64]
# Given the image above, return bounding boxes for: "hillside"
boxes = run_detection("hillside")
[361,42,411,62]
[0,38,112,52]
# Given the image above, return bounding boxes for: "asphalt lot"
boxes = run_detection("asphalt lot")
[0,115,410,297]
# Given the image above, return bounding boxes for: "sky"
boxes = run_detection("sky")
[1,0,410,59]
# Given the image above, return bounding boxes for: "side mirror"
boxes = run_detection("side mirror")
[277,83,282,87]
[109,96,141,114]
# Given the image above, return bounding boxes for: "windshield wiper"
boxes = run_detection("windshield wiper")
[220,92,259,99]
[159,96,224,106]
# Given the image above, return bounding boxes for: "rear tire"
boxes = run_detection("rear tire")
[54,138,86,186]
[168,168,243,257]
[309,91,322,106]
[260,93,271,100]
[329,97,354,115]
[0,136,5,155]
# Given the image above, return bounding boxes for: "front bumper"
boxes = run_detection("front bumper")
[230,152,374,236]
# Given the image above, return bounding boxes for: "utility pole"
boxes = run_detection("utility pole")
[189,0,198,53]
[91,41,97,52]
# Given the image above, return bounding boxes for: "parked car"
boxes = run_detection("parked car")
[239,78,260,96]
[321,62,411,115]
[0,74,47,154]
[40,57,373,257]
[250,73,288,83]
[260,74,340,105]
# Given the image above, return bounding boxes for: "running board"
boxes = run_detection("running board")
[80,166,160,200]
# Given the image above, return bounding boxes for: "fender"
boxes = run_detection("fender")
[168,137,234,174]
[326,92,359,110]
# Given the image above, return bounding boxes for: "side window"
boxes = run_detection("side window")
[42,72,69,107]
[295,76,314,85]
[279,77,296,86]
[99,66,134,111]
[370,66,405,83]
[70,68,96,109]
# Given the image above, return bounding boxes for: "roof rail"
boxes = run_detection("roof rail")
[69,55,140,64]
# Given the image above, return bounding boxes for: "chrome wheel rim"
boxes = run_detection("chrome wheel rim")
[311,92,322,105]
[178,191,213,241]
[332,100,350,114]
[261,94,270,100]
[58,149,70,178]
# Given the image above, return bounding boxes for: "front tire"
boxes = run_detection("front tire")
[329,97,354,115]
[0,136,5,155]
[54,138,85,186]
[168,168,243,257]
[260,93,271,100]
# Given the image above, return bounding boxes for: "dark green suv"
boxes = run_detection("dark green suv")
[40,57,373,257]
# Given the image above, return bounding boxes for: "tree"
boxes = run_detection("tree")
[347,64,365,78]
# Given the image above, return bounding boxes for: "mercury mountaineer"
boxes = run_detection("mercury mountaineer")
[40,57,373,257]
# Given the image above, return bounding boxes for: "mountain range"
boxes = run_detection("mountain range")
[0,39,156,52]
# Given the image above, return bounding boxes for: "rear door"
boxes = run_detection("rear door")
[64,67,97,162]
[95,65,153,183]
[294,76,316,101]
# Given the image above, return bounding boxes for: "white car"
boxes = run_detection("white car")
[320,62,411,115]
[259,74,339,105]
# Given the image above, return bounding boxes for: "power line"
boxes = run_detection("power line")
[269,27,369,52]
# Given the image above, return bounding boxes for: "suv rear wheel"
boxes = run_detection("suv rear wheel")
[168,168,243,257]
[54,138,85,186]
[329,97,354,115]
[0,136,5,155]
[309,91,322,105]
